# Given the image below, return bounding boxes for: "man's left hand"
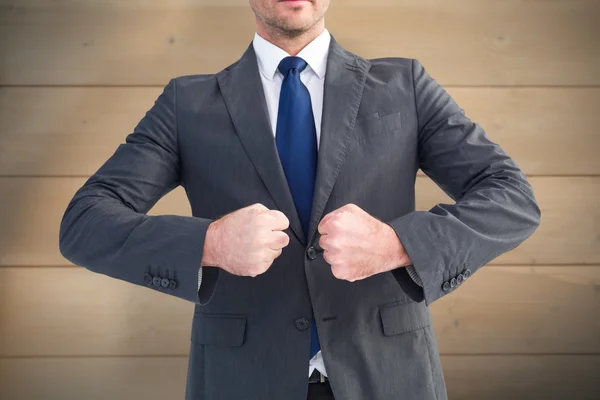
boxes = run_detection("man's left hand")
[317,203,412,282]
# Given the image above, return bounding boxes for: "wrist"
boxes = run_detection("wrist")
[382,222,412,271]
[200,221,220,268]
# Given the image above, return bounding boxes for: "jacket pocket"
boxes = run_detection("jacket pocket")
[355,110,403,136]
[192,312,247,346]
[378,299,431,336]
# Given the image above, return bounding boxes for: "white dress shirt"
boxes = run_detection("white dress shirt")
[198,27,423,379]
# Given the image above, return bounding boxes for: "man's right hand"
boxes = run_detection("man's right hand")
[200,203,290,277]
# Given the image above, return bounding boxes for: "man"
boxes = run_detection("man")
[58,0,541,399]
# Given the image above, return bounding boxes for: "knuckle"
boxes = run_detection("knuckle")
[270,209,285,219]
[329,253,341,264]
[254,211,270,222]
[318,235,326,247]
[332,218,344,228]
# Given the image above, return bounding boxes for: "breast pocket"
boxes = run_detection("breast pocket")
[355,111,404,137]
[192,312,247,346]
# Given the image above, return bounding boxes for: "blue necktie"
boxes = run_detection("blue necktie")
[275,56,321,359]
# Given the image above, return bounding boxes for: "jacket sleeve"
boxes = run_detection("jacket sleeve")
[386,59,541,305]
[59,78,214,305]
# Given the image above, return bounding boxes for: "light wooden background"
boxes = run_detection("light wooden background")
[0,0,599,399]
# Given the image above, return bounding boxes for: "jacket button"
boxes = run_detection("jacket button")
[464,269,472,279]
[442,281,450,291]
[161,278,170,288]
[169,279,177,290]
[152,276,162,287]
[450,278,457,288]
[306,247,317,260]
[295,318,310,331]
[457,274,464,283]
[144,274,153,285]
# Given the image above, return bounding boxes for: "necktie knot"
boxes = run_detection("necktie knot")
[278,56,308,76]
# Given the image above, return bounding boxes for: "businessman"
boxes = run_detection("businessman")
[59,0,541,399]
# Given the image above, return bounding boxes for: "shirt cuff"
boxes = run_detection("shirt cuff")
[198,266,203,290]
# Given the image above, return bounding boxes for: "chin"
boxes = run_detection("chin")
[278,13,314,29]
[276,23,311,36]
[281,20,310,31]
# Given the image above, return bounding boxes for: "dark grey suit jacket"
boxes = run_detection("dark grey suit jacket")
[59,35,540,400]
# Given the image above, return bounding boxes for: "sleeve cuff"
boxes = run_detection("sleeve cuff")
[405,264,423,287]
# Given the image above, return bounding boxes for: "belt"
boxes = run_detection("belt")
[308,368,329,384]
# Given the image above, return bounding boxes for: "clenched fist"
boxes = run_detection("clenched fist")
[318,203,412,282]
[200,203,290,277]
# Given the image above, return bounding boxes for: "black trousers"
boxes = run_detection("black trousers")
[306,381,335,399]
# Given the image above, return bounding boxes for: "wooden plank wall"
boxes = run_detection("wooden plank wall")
[1,0,598,399]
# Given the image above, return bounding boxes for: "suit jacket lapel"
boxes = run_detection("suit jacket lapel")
[216,36,371,248]
[216,43,307,246]
[306,36,371,245]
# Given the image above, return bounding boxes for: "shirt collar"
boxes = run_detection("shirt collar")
[252,28,331,81]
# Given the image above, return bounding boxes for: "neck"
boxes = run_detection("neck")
[256,20,325,56]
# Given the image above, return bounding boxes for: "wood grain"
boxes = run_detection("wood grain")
[1,1,597,85]
[0,357,189,400]
[0,355,597,400]
[441,355,600,400]
[1,266,597,356]
[1,87,598,176]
